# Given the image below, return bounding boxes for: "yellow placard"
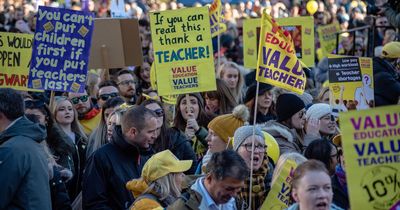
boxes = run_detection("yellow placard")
[0,32,38,91]
[261,159,297,210]
[243,16,314,69]
[339,106,400,210]
[150,7,216,96]
[209,0,226,37]
[328,56,374,112]
[256,11,306,95]
[150,59,178,105]
[317,23,340,57]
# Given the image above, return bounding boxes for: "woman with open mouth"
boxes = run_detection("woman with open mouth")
[288,160,344,210]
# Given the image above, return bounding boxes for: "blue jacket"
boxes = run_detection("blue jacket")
[0,116,52,210]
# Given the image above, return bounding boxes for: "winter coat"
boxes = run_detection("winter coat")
[0,116,52,210]
[373,57,400,106]
[50,166,72,210]
[47,124,87,200]
[286,202,344,210]
[82,126,154,210]
[332,174,349,210]
[262,120,304,155]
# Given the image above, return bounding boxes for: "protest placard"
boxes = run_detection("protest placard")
[256,11,306,95]
[150,6,216,96]
[328,56,374,112]
[28,6,94,93]
[209,0,226,37]
[317,23,340,57]
[339,106,400,210]
[261,159,297,210]
[243,16,314,69]
[0,32,36,91]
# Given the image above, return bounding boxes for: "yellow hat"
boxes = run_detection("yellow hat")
[382,42,400,59]
[142,150,193,182]
[332,134,342,147]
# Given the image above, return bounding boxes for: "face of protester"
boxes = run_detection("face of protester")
[291,108,306,129]
[126,116,158,149]
[329,145,339,174]
[69,92,91,115]
[145,103,164,140]
[292,171,333,210]
[25,108,47,126]
[117,73,136,99]
[55,100,74,126]
[140,62,151,83]
[98,86,119,108]
[222,67,239,89]
[103,106,118,123]
[205,94,219,114]
[257,90,273,110]
[321,91,330,104]
[179,96,200,121]
[237,135,265,171]
[319,114,336,136]
[206,175,245,205]
[174,172,185,191]
[207,129,227,153]
[107,113,117,141]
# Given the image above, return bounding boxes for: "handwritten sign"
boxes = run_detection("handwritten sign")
[28,6,94,93]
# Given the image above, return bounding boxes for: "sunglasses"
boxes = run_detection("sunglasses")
[153,108,164,117]
[70,95,89,104]
[99,93,119,101]
[25,100,46,109]
[118,80,135,86]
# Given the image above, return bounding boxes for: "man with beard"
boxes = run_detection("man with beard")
[168,150,248,209]
[82,105,158,209]
[68,89,101,135]
[117,70,137,105]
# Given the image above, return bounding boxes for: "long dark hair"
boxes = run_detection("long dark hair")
[304,139,338,175]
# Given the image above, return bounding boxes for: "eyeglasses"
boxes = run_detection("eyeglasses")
[297,110,306,118]
[99,93,119,101]
[118,80,135,86]
[70,95,89,104]
[241,143,267,153]
[25,100,46,109]
[153,108,164,117]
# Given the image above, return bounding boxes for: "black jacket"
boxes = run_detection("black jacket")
[332,174,349,210]
[51,166,72,210]
[0,116,52,210]
[373,57,400,106]
[155,127,198,174]
[82,126,154,210]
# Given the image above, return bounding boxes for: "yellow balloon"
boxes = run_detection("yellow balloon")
[262,131,280,165]
[306,0,318,15]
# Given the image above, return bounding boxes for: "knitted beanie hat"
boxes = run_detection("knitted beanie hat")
[208,105,250,143]
[233,125,264,151]
[305,103,332,121]
[276,93,305,122]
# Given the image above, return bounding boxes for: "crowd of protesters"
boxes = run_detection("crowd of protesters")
[0,0,400,209]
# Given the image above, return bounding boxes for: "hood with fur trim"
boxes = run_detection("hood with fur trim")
[261,120,294,143]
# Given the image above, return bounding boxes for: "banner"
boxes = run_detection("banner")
[317,23,340,57]
[0,32,36,91]
[243,16,314,69]
[261,159,297,210]
[209,0,226,37]
[339,106,400,210]
[28,6,94,93]
[328,56,374,113]
[150,7,216,96]
[256,11,306,95]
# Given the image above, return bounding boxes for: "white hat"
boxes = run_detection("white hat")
[306,103,332,121]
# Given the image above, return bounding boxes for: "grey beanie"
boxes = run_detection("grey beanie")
[233,125,264,151]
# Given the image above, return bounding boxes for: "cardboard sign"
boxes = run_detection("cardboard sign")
[317,23,340,57]
[149,7,216,96]
[88,18,143,69]
[28,6,94,92]
[0,32,36,91]
[243,16,314,69]
[256,11,306,95]
[339,106,400,210]
[328,56,374,113]
[261,159,297,210]
[209,0,226,37]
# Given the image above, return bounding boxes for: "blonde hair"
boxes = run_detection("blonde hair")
[217,61,247,103]
[144,173,182,202]
[271,152,307,187]
[52,97,87,140]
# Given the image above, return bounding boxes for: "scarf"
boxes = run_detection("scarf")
[83,108,100,120]
[335,164,347,194]
[239,155,270,210]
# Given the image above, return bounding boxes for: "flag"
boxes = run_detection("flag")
[209,0,226,37]
[256,10,306,95]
